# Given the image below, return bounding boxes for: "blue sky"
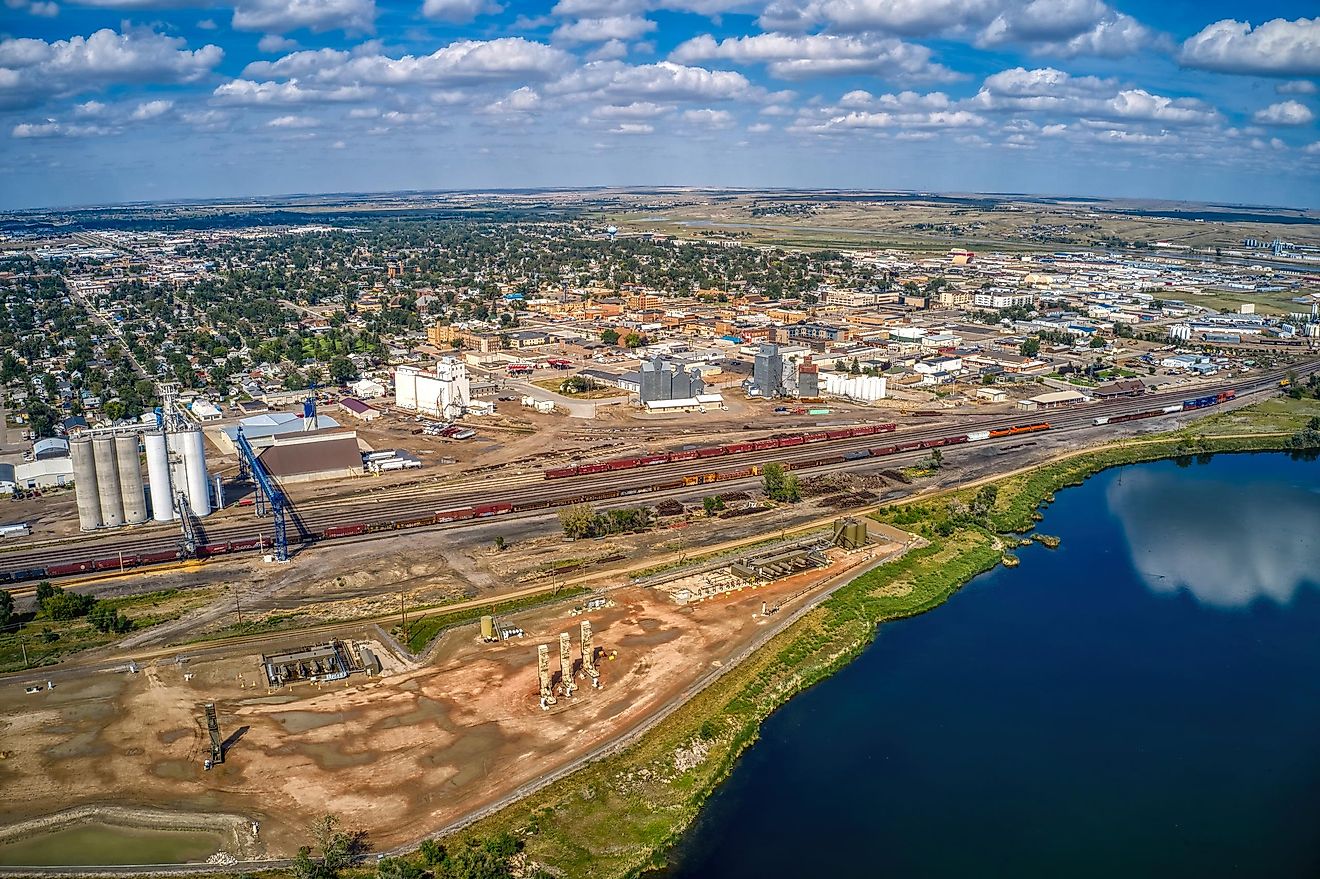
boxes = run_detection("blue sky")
[1,1,1317,209]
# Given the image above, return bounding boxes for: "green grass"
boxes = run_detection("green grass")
[400,587,592,655]
[1,587,215,673]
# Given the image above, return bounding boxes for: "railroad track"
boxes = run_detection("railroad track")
[0,364,1311,585]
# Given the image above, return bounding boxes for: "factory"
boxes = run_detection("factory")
[394,358,472,419]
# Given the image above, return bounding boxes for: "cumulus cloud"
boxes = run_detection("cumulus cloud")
[549,59,758,103]
[670,32,959,81]
[977,0,1158,57]
[13,120,109,138]
[590,100,671,119]
[422,0,503,23]
[483,85,541,114]
[6,0,60,17]
[268,113,319,127]
[243,37,573,86]
[682,107,733,127]
[0,27,222,109]
[1277,80,1318,95]
[968,67,1220,124]
[1253,100,1316,126]
[258,34,299,53]
[212,78,373,104]
[129,98,173,119]
[608,121,653,134]
[231,0,376,35]
[553,15,656,45]
[1180,18,1320,77]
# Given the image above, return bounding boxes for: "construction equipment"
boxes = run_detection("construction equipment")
[204,702,223,769]
[235,427,288,562]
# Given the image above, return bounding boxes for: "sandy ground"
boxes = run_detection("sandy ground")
[0,553,872,860]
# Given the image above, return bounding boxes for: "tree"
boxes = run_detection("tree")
[559,504,598,539]
[328,356,355,385]
[492,535,506,552]
[762,463,800,502]
[0,589,13,631]
[376,858,422,879]
[600,328,620,345]
[1019,337,1041,357]
[293,815,368,879]
[702,495,724,517]
[1089,336,1106,349]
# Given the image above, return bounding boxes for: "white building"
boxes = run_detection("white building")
[395,358,471,419]
[974,291,1036,309]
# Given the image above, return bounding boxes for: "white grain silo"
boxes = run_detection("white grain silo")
[69,436,103,531]
[180,428,211,517]
[92,436,125,527]
[115,433,147,525]
[144,431,174,522]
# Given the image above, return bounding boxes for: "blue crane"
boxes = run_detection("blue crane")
[234,426,288,562]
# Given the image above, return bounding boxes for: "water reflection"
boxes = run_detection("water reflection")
[1107,469,1320,608]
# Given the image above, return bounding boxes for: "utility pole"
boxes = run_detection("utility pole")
[399,589,407,636]
[233,586,242,625]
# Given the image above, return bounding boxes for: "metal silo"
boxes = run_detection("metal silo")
[69,436,103,531]
[144,431,174,521]
[115,433,147,525]
[181,429,211,517]
[92,436,125,527]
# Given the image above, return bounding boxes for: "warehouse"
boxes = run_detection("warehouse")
[255,430,364,483]
[1017,390,1087,411]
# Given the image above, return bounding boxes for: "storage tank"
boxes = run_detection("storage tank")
[480,615,495,642]
[92,436,125,527]
[144,431,174,522]
[115,433,147,525]
[180,429,211,517]
[69,437,103,531]
[847,520,868,549]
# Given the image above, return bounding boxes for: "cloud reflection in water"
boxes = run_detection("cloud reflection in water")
[1107,469,1320,609]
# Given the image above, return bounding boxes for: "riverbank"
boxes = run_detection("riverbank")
[410,418,1319,878]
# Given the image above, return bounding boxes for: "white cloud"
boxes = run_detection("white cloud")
[244,38,572,86]
[6,0,60,17]
[13,120,109,138]
[747,121,771,132]
[1180,18,1320,77]
[258,34,299,53]
[682,107,733,127]
[977,0,1157,57]
[213,78,373,104]
[1277,80,1318,95]
[802,108,987,133]
[0,27,223,109]
[129,98,173,119]
[591,100,671,119]
[608,121,653,134]
[969,67,1220,125]
[422,0,503,23]
[1304,141,1320,154]
[670,32,959,81]
[550,59,758,103]
[268,113,319,127]
[231,0,377,35]
[553,15,656,45]
[483,85,541,114]
[1253,100,1315,126]
[586,39,629,61]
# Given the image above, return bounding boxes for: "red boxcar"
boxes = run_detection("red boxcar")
[323,524,367,538]
[47,561,92,576]
[779,435,806,447]
[474,502,513,517]
[544,466,578,480]
[140,550,180,564]
[669,449,700,462]
[697,446,726,459]
[638,454,670,466]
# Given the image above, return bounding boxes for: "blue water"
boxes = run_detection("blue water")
[659,452,1320,879]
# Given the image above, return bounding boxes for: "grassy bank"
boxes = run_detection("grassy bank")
[376,420,1316,878]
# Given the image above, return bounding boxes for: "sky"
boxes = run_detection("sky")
[1,1,1318,210]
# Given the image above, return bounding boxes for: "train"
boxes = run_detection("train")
[544,423,900,479]
[1092,390,1236,426]
[0,422,1054,587]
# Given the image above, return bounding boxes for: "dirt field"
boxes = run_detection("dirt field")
[0,552,885,861]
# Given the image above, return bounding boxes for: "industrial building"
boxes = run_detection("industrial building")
[217,411,341,453]
[751,343,784,398]
[822,372,887,402]
[394,358,471,419]
[252,429,364,483]
[1017,389,1087,411]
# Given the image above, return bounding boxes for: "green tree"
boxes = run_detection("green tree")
[702,495,724,517]
[558,504,598,539]
[762,463,801,503]
[376,857,422,879]
[600,328,620,345]
[1019,337,1041,357]
[328,356,355,385]
[492,535,506,552]
[0,589,13,630]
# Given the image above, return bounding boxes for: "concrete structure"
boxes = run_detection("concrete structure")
[559,631,576,698]
[638,356,705,404]
[69,437,102,530]
[1017,389,1087,411]
[395,358,471,420]
[114,433,147,525]
[822,372,887,402]
[92,436,125,528]
[537,644,556,709]
[751,343,785,398]
[580,620,599,688]
[180,428,211,518]
[144,431,173,522]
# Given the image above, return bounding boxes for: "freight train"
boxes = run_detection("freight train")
[0,422,1053,586]
[1092,390,1236,426]
[543,422,900,479]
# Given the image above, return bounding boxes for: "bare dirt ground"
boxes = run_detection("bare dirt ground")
[0,552,881,861]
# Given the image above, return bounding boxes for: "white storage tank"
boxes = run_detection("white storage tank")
[144,431,174,522]
[180,429,211,517]
[115,433,148,525]
[92,436,126,528]
[69,436,103,531]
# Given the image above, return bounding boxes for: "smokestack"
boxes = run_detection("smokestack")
[537,644,556,709]
[559,631,576,697]
[580,620,600,688]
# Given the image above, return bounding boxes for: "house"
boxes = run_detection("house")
[339,397,380,422]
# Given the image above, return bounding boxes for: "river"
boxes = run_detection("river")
[657,452,1320,878]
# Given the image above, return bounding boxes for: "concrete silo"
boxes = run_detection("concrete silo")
[144,431,174,522]
[69,436,103,531]
[180,428,211,517]
[92,436,125,528]
[115,433,147,525]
